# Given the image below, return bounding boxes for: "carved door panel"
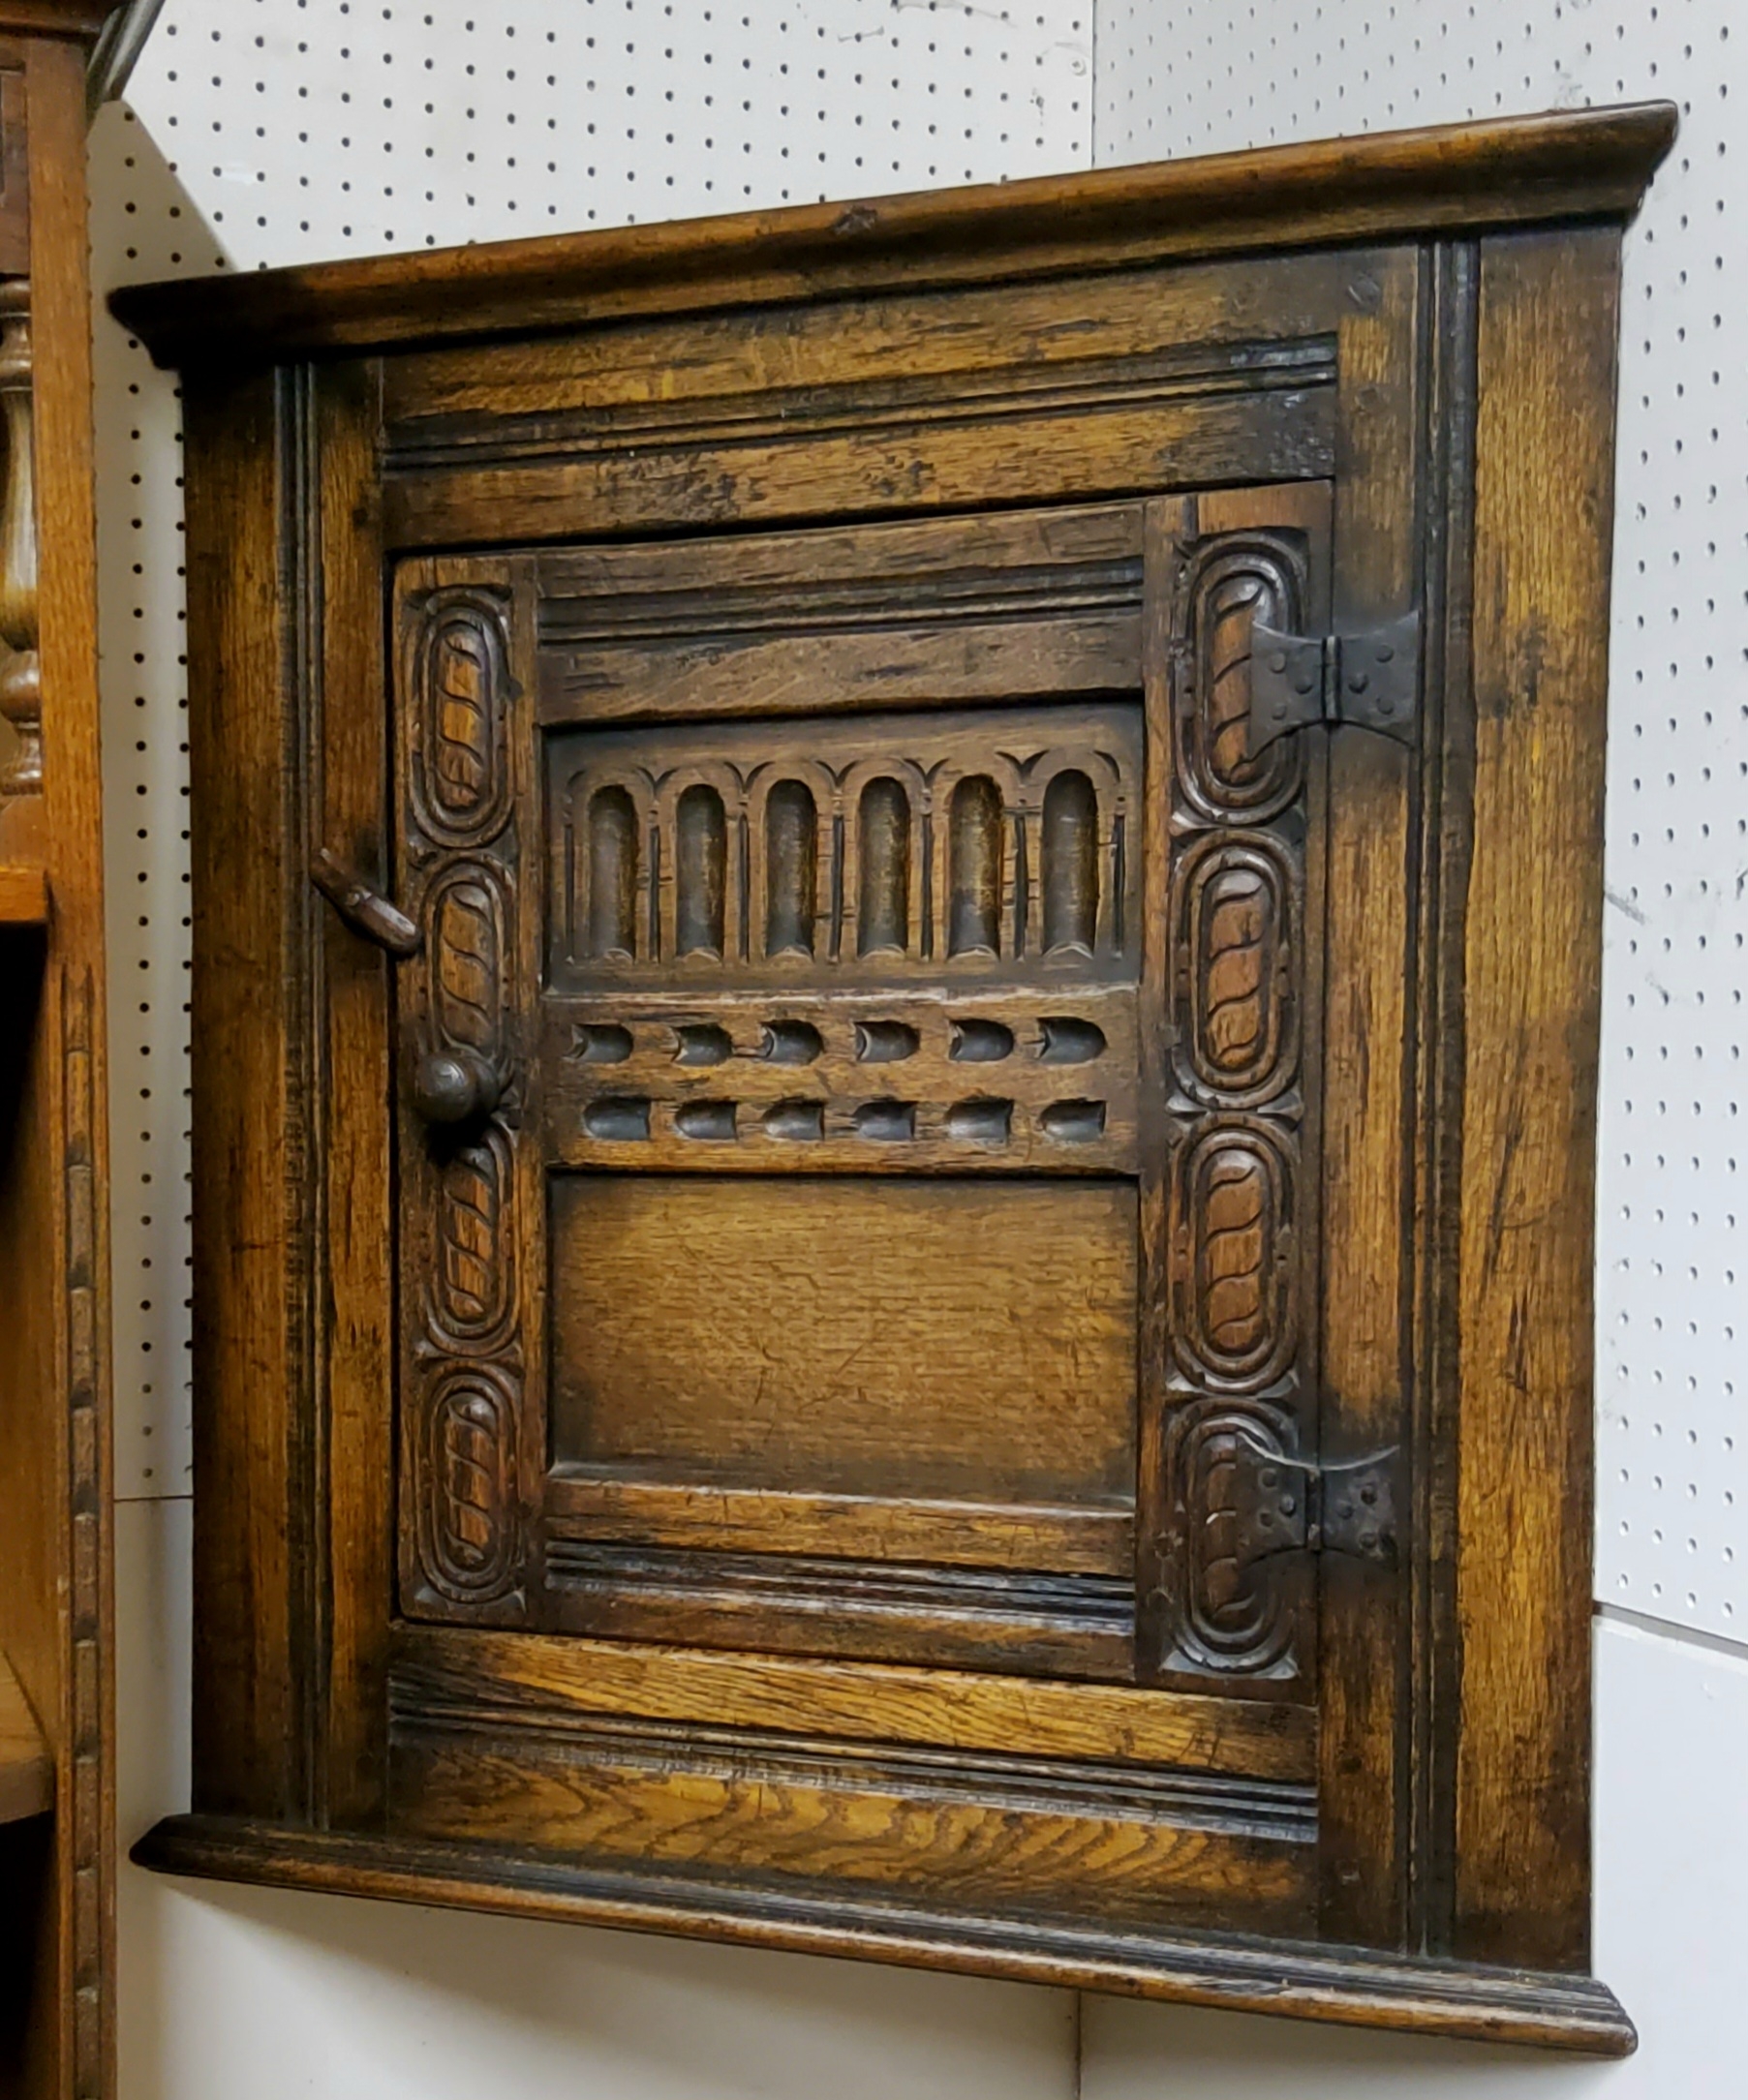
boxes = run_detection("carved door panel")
[389,480,1379,1744]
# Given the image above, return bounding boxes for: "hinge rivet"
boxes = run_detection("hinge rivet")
[1348,670,1369,695]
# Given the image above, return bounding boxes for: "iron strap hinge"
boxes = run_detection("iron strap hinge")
[1246,610,1422,756]
[1232,1435,1400,1567]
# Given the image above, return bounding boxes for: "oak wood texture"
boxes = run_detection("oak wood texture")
[125,105,1669,2055]
[0,18,116,2100]
[391,1627,1316,1780]
[109,103,1675,368]
[132,1815,1637,2057]
[548,1175,1136,1498]
[0,860,46,919]
[1454,226,1622,1973]
[0,1653,50,1823]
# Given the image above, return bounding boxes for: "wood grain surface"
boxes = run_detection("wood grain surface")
[108,104,1675,366]
[550,1174,1137,1502]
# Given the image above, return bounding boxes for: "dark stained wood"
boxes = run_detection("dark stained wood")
[130,1814,1638,2057]
[542,1479,1132,1576]
[391,1626,1317,1780]
[1453,225,1623,1974]
[391,1725,1316,1935]
[181,368,305,1822]
[0,7,125,36]
[537,504,1147,724]
[548,1178,1137,1501]
[314,359,395,1830]
[109,104,1675,369]
[1313,243,1420,1950]
[133,107,1668,2055]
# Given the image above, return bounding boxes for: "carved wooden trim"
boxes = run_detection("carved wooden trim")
[107,103,1675,368]
[1156,525,1318,1690]
[129,1813,1640,2057]
[551,708,1139,989]
[398,576,529,1624]
[61,964,109,2100]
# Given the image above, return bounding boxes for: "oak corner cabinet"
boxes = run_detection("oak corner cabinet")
[110,102,1674,2055]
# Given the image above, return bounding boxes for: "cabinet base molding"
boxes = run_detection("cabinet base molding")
[132,1814,1636,2057]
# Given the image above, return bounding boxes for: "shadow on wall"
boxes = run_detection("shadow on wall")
[1083,1997,1614,2099]
[112,1501,1077,2100]
[120,1866,1076,2100]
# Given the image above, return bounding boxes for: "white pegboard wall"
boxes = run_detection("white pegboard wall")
[92,103,231,1500]
[92,1,1094,1500]
[127,0,1089,267]
[1093,0,1748,1647]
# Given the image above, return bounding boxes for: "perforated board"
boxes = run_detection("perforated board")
[92,0,1093,1504]
[1094,0,1748,1648]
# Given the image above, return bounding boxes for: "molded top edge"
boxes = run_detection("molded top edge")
[110,101,1676,371]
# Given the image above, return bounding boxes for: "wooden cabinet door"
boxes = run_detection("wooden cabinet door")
[383,476,1404,1940]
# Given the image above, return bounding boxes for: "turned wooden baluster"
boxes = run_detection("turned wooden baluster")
[0,278,38,796]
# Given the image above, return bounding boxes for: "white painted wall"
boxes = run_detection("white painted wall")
[92,2,1748,2092]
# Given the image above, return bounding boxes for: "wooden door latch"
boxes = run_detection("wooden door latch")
[1246,611,1421,755]
[310,845,421,957]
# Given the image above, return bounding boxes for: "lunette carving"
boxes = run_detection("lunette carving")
[552,706,1140,985]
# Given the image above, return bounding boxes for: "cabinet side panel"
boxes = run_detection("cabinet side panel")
[185,368,303,1820]
[1456,225,1621,1971]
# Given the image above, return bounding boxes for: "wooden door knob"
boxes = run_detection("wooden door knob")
[410,1050,502,1126]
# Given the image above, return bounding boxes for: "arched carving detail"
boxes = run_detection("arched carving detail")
[407,586,514,851]
[1170,1121,1296,1394]
[1172,834,1297,1106]
[417,1365,520,1604]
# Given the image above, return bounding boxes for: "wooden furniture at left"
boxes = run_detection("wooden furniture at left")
[0,8,121,2100]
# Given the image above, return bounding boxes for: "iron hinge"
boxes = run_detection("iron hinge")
[1230,1436,1399,1567]
[1247,611,1422,756]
